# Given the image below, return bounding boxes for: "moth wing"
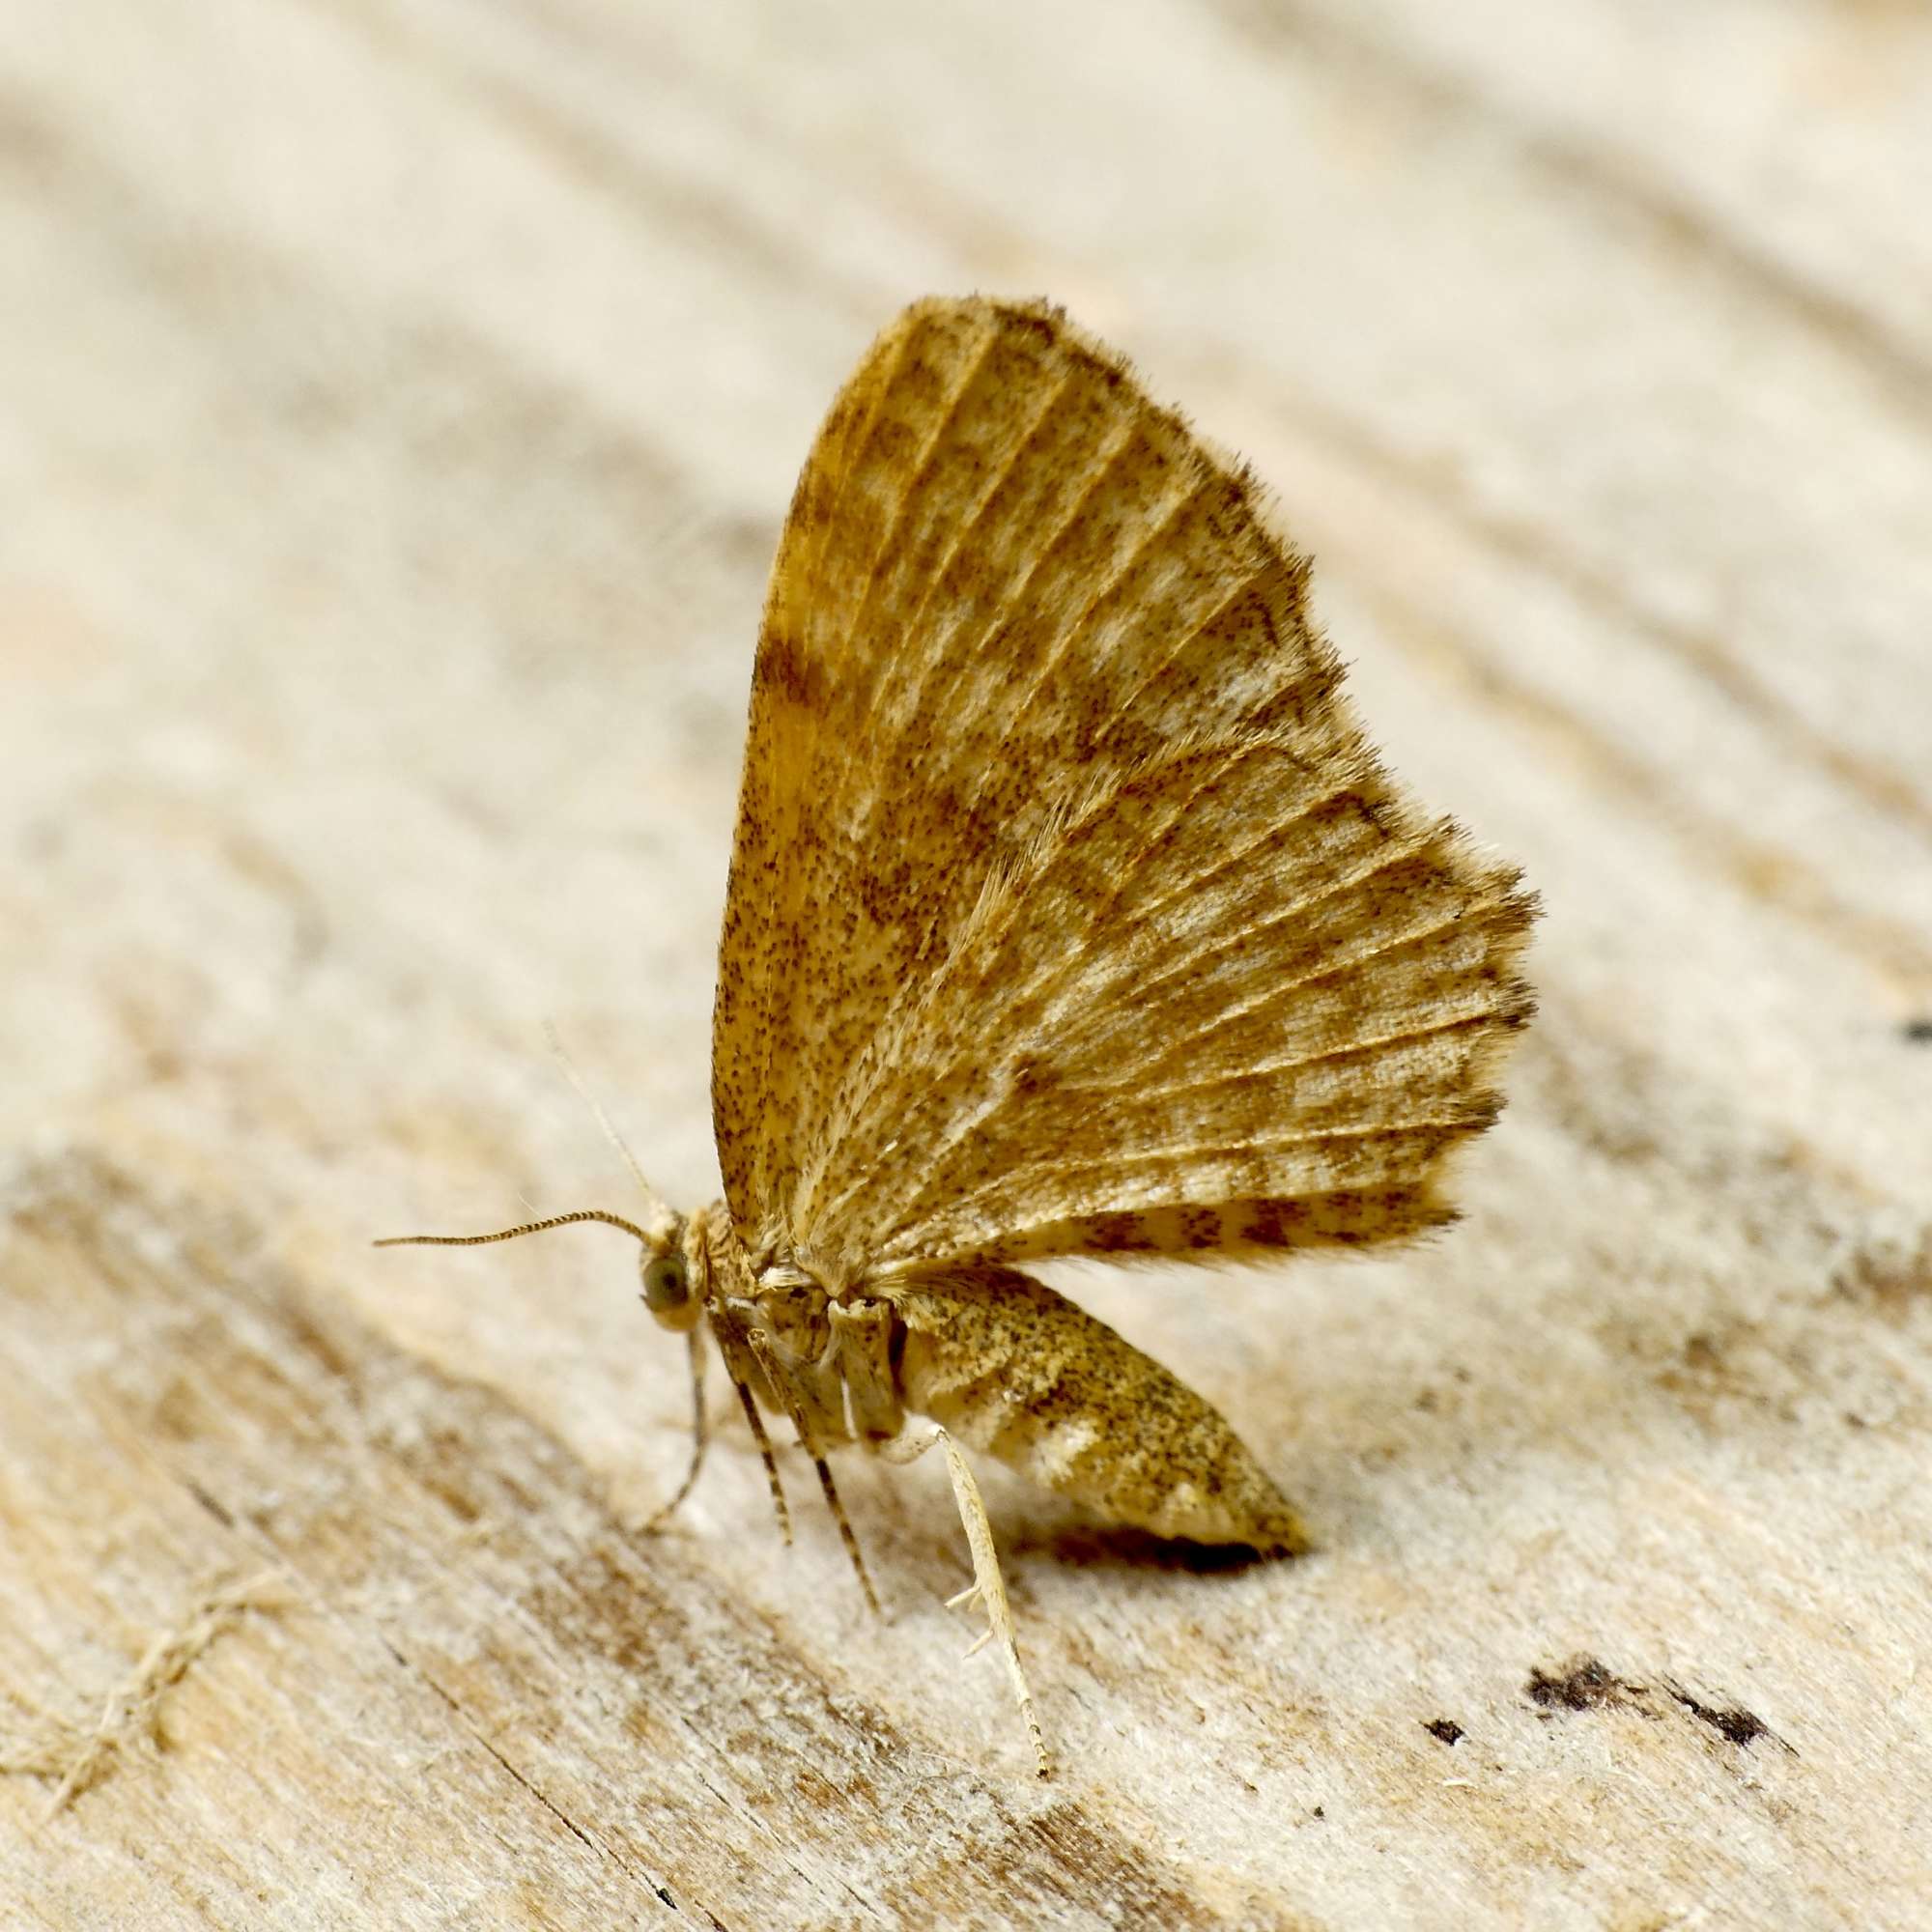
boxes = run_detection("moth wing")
[712,296,1534,1280]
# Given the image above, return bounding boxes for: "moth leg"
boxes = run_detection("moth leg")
[706,1301,791,1545]
[731,1371,792,1545]
[882,1425,1050,1780]
[829,1298,904,1445]
[744,1325,881,1617]
[642,1328,709,1534]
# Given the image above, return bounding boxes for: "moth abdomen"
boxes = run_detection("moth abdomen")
[885,1265,1307,1553]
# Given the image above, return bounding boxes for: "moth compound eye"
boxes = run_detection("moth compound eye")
[640,1251,690,1316]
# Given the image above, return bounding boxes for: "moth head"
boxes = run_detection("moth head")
[639,1215,703,1334]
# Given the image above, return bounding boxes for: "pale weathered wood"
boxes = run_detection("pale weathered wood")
[3,1,1930,1927]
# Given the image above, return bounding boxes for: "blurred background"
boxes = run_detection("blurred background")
[5,2,1930,1925]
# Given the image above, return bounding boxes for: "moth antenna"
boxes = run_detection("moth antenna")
[543,1018,678,1241]
[744,1324,880,1617]
[373,1208,658,1249]
[642,1329,709,1533]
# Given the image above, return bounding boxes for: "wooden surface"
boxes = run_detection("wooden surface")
[4,2,1930,1926]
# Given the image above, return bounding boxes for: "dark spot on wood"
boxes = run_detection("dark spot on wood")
[1663,1683,1791,1751]
[1423,1718,1464,1746]
[1524,1657,1790,1753]
[1524,1655,1645,1715]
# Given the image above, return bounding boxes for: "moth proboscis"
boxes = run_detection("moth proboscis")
[379,295,1538,1780]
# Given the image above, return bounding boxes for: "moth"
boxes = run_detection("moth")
[381,296,1536,1777]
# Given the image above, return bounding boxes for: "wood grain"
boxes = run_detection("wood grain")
[4,1,1929,1926]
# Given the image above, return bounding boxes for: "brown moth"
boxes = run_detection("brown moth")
[380,295,1536,1777]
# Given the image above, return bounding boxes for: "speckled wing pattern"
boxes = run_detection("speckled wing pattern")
[713,297,1535,1286]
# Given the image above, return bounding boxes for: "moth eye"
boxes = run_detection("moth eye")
[640,1252,690,1315]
